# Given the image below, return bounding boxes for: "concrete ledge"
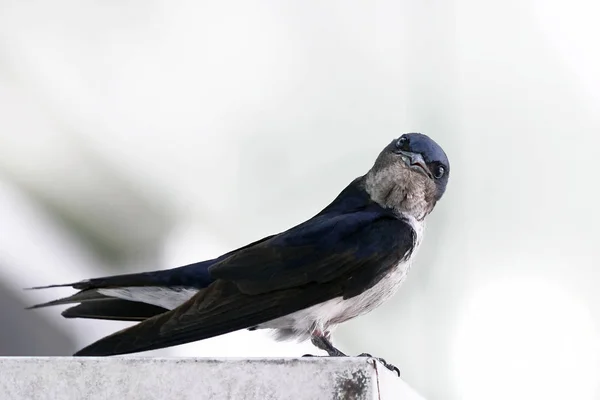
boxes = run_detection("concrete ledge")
[0,357,424,400]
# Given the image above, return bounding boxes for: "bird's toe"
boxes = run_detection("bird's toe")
[357,353,400,377]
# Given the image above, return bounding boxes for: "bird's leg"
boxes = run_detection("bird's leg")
[303,330,347,357]
[310,331,347,357]
[303,330,401,376]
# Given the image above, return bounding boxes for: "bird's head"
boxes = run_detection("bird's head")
[365,133,450,220]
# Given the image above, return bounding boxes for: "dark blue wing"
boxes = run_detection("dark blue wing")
[71,181,418,356]
[73,209,416,356]
[210,203,416,298]
[25,235,276,319]
[28,178,369,298]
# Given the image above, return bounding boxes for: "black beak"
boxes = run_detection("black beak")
[397,150,432,178]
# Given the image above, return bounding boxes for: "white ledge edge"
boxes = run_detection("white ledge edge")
[0,357,425,400]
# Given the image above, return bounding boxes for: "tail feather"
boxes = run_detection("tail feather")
[25,262,215,293]
[25,282,84,290]
[62,299,168,321]
[26,289,110,310]
[25,262,217,322]
[25,272,166,292]
[73,280,340,357]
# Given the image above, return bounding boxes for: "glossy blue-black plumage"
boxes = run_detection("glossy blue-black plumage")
[68,235,275,291]
[401,133,449,167]
[71,178,418,356]
[87,178,404,293]
[45,178,415,322]
[210,181,415,297]
[165,178,413,295]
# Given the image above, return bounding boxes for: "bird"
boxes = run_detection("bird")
[27,133,449,375]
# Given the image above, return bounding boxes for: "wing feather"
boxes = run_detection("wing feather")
[210,210,414,296]
[74,210,415,356]
[74,280,340,356]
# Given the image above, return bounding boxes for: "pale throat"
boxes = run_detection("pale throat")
[364,165,434,220]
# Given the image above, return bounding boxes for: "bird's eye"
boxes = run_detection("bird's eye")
[434,165,445,179]
[395,136,408,149]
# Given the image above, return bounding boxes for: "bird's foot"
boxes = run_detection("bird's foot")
[310,333,347,357]
[303,352,400,376]
[357,353,400,376]
[308,331,399,376]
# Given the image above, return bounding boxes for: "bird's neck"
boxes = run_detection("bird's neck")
[363,167,434,221]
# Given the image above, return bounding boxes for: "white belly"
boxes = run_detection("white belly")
[260,257,414,341]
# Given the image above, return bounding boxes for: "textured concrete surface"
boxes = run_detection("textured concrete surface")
[0,357,424,400]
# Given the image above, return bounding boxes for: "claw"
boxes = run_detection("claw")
[381,361,401,377]
[357,353,400,377]
[306,335,400,376]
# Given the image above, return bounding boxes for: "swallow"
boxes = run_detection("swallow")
[27,133,449,375]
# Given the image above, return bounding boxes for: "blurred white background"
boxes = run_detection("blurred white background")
[0,0,599,399]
